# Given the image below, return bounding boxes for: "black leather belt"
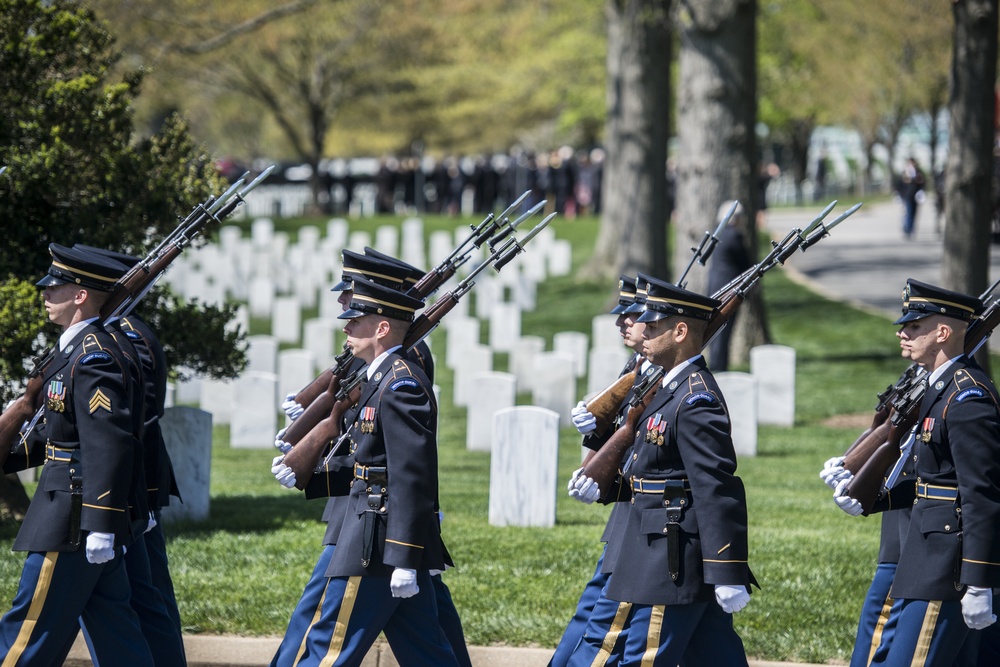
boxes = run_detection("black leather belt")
[916,482,958,501]
[630,477,690,495]
[45,444,75,462]
[354,462,387,481]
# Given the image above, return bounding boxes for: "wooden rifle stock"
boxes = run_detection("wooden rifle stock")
[582,385,659,501]
[283,380,363,490]
[293,345,354,409]
[283,355,358,446]
[0,375,44,469]
[585,371,636,437]
[846,408,920,513]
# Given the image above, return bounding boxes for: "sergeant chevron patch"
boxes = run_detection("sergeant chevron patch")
[89,389,112,413]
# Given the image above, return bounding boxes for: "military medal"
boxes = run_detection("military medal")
[46,380,66,413]
[645,413,667,445]
[360,406,377,434]
[919,417,935,443]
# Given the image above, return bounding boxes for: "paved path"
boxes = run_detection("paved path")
[766,197,1000,319]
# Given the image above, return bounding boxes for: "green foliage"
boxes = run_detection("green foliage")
[0,278,49,402]
[0,0,243,387]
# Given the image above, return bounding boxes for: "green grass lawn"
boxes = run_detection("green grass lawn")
[0,209,930,663]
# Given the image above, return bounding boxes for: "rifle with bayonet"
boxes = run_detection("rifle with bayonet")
[580,201,860,500]
[844,276,1000,513]
[0,168,274,468]
[280,212,559,490]
[677,200,739,290]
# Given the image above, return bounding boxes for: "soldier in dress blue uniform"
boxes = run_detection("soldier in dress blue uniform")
[274,277,460,667]
[271,264,464,667]
[835,279,1000,666]
[0,244,154,666]
[73,244,188,665]
[573,276,755,666]
[550,275,646,667]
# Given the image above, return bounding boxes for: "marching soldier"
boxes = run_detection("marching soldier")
[550,275,645,667]
[274,276,460,666]
[271,251,467,667]
[573,276,755,665]
[835,279,1000,665]
[0,244,154,666]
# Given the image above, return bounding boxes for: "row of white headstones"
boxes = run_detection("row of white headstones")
[151,216,796,527]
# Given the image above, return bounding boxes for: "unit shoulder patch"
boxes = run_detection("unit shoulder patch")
[79,351,112,366]
[955,388,985,402]
[685,391,716,405]
[125,330,142,340]
[390,377,419,391]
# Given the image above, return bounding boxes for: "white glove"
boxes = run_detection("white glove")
[833,479,863,516]
[274,427,292,454]
[962,586,997,630]
[145,512,157,534]
[390,568,419,598]
[271,455,297,489]
[820,456,851,489]
[281,393,304,421]
[715,584,750,613]
[568,468,600,504]
[85,532,116,564]
[571,401,597,434]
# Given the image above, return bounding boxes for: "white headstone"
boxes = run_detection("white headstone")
[173,372,201,405]
[272,296,302,344]
[248,276,275,318]
[374,225,399,257]
[250,218,275,248]
[159,406,212,523]
[587,347,632,397]
[428,230,454,266]
[199,378,234,425]
[318,289,343,321]
[303,318,338,370]
[465,372,517,452]
[750,344,796,427]
[548,239,573,276]
[445,316,481,370]
[401,218,426,268]
[278,349,316,400]
[488,303,522,353]
[513,271,537,311]
[452,345,493,407]
[247,335,279,375]
[592,314,623,352]
[326,218,349,249]
[230,371,278,449]
[553,331,589,378]
[489,406,559,527]
[298,225,321,250]
[510,336,545,393]
[715,371,758,457]
[347,230,372,252]
[219,225,243,253]
[474,275,503,320]
[531,352,576,422]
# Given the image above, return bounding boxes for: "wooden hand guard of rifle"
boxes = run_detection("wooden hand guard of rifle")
[293,368,335,411]
[581,387,659,502]
[585,372,636,437]
[845,408,920,514]
[282,382,363,490]
[0,375,44,469]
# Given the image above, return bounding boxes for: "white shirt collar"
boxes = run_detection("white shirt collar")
[59,317,99,352]
[928,355,963,387]
[367,345,403,380]
[661,354,702,388]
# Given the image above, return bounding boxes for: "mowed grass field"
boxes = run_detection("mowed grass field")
[0,208,925,663]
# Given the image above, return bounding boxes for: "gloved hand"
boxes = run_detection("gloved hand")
[274,427,292,454]
[819,456,851,489]
[85,532,116,564]
[571,401,597,435]
[145,512,157,534]
[390,568,419,598]
[833,479,863,516]
[271,455,296,489]
[281,393,304,421]
[962,586,997,630]
[568,468,600,504]
[715,585,750,613]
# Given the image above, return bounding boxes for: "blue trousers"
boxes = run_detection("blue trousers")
[871,598,968,667]
[0,550,154,667]
[852,563,900,667]
[271,570,459,667]
[551,548,611,667]
[145,510,183,639]
[617,600,747,667]
[272,545,469,667]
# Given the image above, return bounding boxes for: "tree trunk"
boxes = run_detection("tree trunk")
[944,0,997,371]
[587,0,672,281]
[675,0,766,365]
[789,118,814,206]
